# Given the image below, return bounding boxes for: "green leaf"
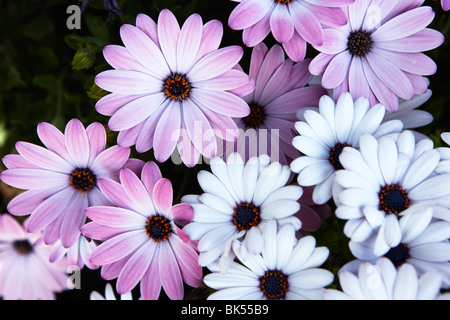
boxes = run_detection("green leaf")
[71,48,96,70]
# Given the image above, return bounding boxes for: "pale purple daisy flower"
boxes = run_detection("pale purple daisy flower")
[0,214,69,300]
[310,0,444,112]
[223,43,327,165]
[94,9,255,167]
[228,0,355,62]
[0,119,138,248]
[82,161,202,300]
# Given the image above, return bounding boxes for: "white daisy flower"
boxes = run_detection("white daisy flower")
[334,130,450,252]
[324,257,450,300]
[291,92,403,205]
[182,153,302,273]
[347,207,450,288]
[442,132,450,146]
[90,283,133,300]
[204,220,333,300]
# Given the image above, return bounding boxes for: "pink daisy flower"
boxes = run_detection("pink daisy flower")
[81,161,202,300]
[223,43,327,165]
[442,0,450,11]
[228,0,355,62]
[309,0,444,112]
[94,9,255,167]
[0,119,139,248]
[0,214,69,300]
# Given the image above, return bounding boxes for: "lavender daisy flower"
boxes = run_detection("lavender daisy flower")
[82,161,202,300]
[0,119,137,248]
[223,43,327,165]
[309,0,444,111]
[94,9,255,167]
[182,153,302,273]
[228,0,355,62]
[0,214,69,300]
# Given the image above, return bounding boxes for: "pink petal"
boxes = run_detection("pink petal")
[7,187,61,216]
[187,46,244,82]
[120,168,154,215]
[291,1,324,46]
[170,235,203,287]
[371,48,436,76]
[65,119,90,168]
[193,20,223,65]
[36,122,72,165]
[1,168,68,190]
[242,7,272,47]
[372,6,434,41]
[135,102,168,153]
[171,203,194,226]
[97,178,135,210]
[136,13,159,45]
[15,142,72,174]
[141,161,163,195]
[176,13,203,73]
[348,56,371,101]
[305,4,348,27]
[376,28,444,53]
[86,122,107,166]
[141,255,162,300]
[153,101,181,163]
[258,59,294,106]
[59,191,89,248]
[270,4,294,43]
[152,178,173,216]
[85,206,147,228]
[228,0,273,30]
[249,43,269,80]
[103,45,150,73]
[108,93,166,131]
[282,32,307,62]
[192,69,252,91]
[192,88,250,118]
[90,230,148,265]
[322,51,352,88]
[254,44,285,98]
[95,93,145,116]
[182,100,217,159]
[90,145,130,175]
[117,240,156,294]
[157,9,180,72]
[159,242,184,300]
[366,52,414,100]
[95,70,163,95]
[120,24,169,78]
[313,28,348,54]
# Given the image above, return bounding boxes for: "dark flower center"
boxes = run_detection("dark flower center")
[274,0,291,4]
[145,215,173,242]
[378,184,410,215]
[259,270,289,300]
[242,104,266,129]
[347,30,372,56]
[384,243,410,267]
[70,168,96,192]
[13,239,34,255]
[329,143,350,170]
[232,202,261,231]
[163,73,191,101]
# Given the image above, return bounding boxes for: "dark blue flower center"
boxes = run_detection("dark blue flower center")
[259,270,289,300]
[70,168,96,192]
[13,239,34,255]
[164,73,191,101]
[329,143,350,170]
[232,202,261,231]
[145,215,173,242]
[348,30,372,56]
[378,184,410,215]
[384,243,410,267]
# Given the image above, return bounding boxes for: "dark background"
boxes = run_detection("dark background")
[0,0,448,299]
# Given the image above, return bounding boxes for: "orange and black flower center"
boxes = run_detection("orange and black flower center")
[348,30,372,56]
[145,215,173,242]
[163,73,191,101]
[70,168,96,192]
[13,239,34,255]
[259,270,289,300]
[274,0,291,5]
[242,104,266,129]
[232,202,261,231]
[378,184,410,215]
